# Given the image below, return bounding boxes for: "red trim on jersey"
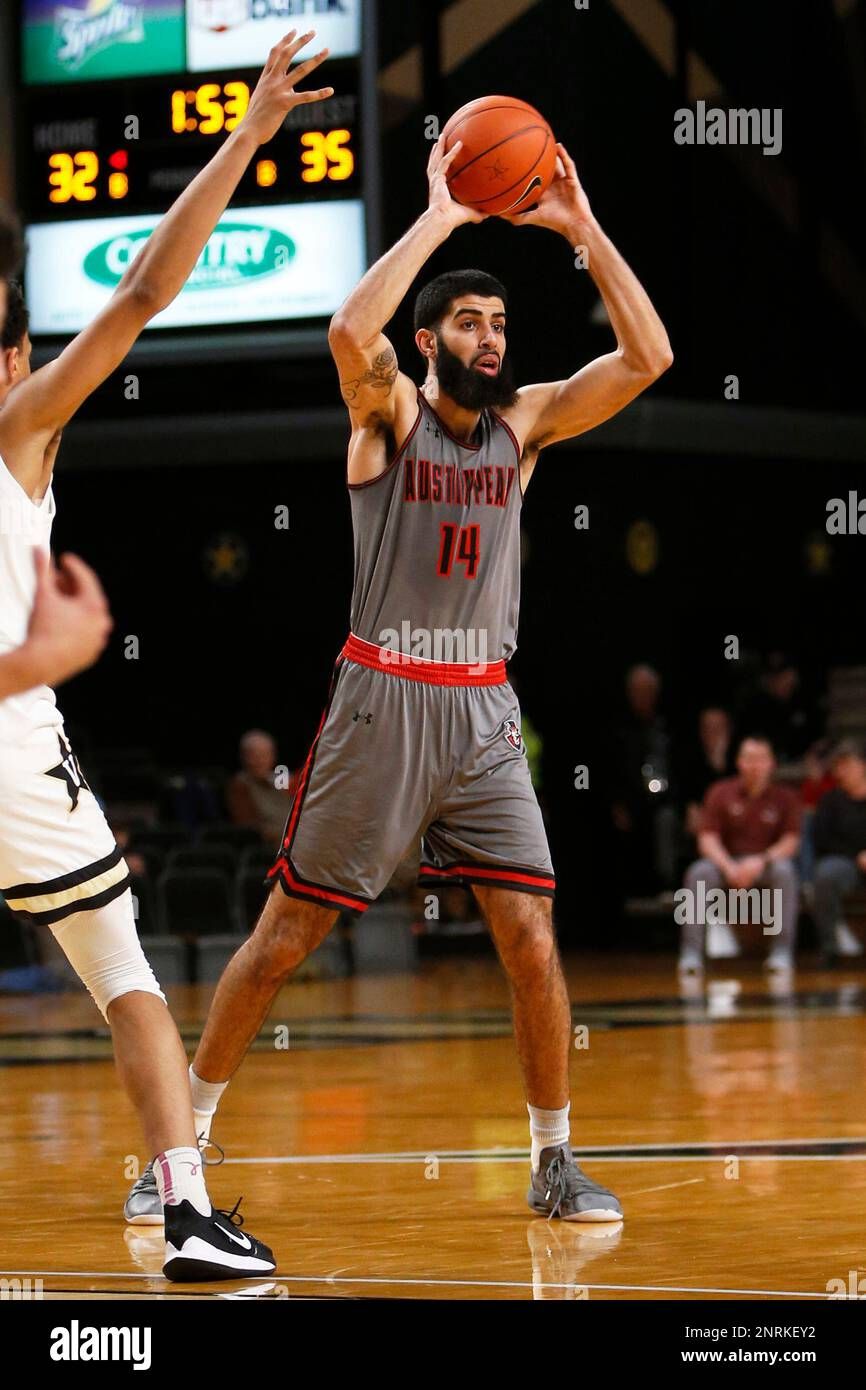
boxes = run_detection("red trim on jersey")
[418,861,556,895]
[341,632,506,687]
[346,400,424,491]
[268,853,371,914]
[491,412,527,499]
[491,410,522,466]
[279,687,334,853]
[266,657,372,914]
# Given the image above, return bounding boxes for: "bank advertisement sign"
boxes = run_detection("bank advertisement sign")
[22,0,186,84]
[25,200,365,332]
[186,1,361,73]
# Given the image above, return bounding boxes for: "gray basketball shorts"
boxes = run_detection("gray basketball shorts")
[267,639,555,914]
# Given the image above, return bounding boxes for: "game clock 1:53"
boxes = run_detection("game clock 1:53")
[21,62,362,222]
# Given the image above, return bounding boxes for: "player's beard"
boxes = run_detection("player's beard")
[434,332,518,410]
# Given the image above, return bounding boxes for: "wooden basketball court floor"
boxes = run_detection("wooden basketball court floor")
[2,952,865,1301]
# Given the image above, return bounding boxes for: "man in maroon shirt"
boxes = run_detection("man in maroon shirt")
[678,737,801,975]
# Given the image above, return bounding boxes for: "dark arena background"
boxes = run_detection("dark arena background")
[1,0,866,1346]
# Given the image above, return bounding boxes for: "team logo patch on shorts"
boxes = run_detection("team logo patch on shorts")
[502,718,522,751]
[45,731,90,812]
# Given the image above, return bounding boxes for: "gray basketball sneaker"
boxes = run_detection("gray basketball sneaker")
[124,1159,161,1226]
[123,1135,223,1225]
[527,1144,623,1222]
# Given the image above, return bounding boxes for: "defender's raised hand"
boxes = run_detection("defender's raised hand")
[242,29,334,147]
[427,135,487,228]
[504,143,593,235]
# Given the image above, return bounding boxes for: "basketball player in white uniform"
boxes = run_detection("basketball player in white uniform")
[134,138,672,1224]
[0,31,332,1279]
[0,208,109,694]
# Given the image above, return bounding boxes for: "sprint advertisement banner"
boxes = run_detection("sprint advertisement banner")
[25,201,366,332]
[21,1,361,87]
[186,1,361,72]
[22,0,186,84]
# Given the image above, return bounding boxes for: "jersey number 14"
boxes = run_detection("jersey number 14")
[437,523,480,579]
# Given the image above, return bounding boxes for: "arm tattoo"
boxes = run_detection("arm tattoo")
[340,347,398,405]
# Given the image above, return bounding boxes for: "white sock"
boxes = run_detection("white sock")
[153,1146,212,1218]
[528,1102,570,1172]
[189,1065,228,1144]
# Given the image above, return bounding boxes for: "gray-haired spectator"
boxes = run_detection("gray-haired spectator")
[227,729,298,849]
[812,740,866,965]
[678,736,801,976]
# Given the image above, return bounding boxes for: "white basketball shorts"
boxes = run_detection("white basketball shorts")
[0,724,130,925]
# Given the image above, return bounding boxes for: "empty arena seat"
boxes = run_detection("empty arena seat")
[157,868,236,937]
[198,824,262,850]
[130,824,192,856]
[196,934,246,984]
[139,936,189,986]
[127,845,166,882]
[166,845,239,880]
[236,868,270,930]
[239,844,276,875]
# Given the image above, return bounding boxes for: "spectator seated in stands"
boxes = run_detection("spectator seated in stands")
[680,707,738,957]
[811,739,866,965]
[681,707,736,840]
[678,736,800,976]
[226,729,298,849]
[609,663,679,893]
[797,737,836,888]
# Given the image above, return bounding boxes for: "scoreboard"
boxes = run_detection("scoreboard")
[18,1,373,337]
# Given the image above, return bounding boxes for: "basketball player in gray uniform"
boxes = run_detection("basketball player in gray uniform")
[138,136,672,1224]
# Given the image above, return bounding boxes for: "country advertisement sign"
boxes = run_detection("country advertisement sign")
[186,1,361,73]
[22,0,186,85]
[25,201,366,332]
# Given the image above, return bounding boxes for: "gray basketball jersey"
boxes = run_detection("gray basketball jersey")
[348,389,522,665]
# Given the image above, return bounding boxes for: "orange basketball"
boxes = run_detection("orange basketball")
[442,96,557,217]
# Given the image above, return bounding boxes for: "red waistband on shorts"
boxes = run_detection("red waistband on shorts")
[341,633,507,687]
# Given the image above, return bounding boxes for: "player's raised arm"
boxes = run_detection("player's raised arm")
[0,31,332,492]
[328,136,484,434]
[506,144,673,461]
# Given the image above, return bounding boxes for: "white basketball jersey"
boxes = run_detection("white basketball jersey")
[0,453,61,741]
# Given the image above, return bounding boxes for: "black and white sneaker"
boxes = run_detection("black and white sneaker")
[163,1197,276,1282]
